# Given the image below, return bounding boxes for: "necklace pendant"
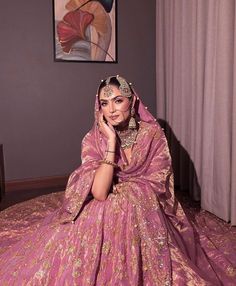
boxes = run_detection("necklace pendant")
[117,128,138,149]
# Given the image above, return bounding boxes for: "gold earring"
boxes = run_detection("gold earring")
[128,107,137,129]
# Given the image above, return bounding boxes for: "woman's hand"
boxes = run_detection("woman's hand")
[91,112,117,201]
[98,112,116,142]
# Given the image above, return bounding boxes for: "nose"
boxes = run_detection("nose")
[109,102,115,113]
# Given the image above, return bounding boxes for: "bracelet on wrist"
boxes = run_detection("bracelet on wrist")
[105,150,116,153]
[100,159,117,168]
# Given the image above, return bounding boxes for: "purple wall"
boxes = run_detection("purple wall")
[0,1,156,181]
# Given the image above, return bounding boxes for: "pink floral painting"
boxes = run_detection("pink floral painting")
[53,0,117,62]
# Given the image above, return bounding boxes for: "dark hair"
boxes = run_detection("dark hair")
[98,76,134,97]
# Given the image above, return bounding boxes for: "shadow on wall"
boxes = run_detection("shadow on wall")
[158,119,201,202]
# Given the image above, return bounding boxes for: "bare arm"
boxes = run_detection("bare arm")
[91,114,116,201]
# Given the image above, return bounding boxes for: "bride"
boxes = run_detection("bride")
[0,75,235,285]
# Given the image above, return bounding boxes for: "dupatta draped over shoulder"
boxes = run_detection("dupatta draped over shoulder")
[0,91,235,285]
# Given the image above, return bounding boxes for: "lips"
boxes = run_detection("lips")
[110,115,119,121]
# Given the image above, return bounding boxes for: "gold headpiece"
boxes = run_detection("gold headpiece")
[102,75,132,98]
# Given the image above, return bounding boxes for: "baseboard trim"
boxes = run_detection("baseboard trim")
[6,175,69,192]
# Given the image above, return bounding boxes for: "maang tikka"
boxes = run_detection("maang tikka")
[102,75,132,98]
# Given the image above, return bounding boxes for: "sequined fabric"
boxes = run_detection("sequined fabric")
[0,94,235,285]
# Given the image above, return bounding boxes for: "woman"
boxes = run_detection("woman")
[0,75,235,285]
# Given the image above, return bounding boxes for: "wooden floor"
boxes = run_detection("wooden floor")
[0,187,64,211]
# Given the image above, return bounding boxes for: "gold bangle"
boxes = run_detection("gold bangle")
[100,159,117,168]
[105,150,116,153]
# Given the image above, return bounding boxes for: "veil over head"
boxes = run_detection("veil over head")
[94,75,158,127]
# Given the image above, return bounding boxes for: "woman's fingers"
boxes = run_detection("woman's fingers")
[97,116,116,141]
[99,112,104,121]
[107,122,116,134]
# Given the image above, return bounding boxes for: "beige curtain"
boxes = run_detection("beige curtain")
[156,0,236,224]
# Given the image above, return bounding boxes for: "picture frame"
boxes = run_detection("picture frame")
[53,0,117,63]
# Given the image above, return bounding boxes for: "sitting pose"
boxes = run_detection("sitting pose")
[0,75,235,285]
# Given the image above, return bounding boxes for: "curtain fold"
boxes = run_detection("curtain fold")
[156,0,236,224]
[231,2,236,225]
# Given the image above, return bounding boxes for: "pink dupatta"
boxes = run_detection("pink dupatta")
[57,89,235,285]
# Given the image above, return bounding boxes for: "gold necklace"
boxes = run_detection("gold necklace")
[116,128,138,149]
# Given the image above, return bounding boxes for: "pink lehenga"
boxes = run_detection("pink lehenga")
[0,96,236,286]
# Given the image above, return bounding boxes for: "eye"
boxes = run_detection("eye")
[115,99,123,104]
[100,102,107,107]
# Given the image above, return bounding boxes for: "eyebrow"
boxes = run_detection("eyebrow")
[99,95,123,102]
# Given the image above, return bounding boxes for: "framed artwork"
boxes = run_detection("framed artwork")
[53,0,117,62]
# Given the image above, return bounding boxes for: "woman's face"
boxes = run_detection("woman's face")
[99,85,132,127]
